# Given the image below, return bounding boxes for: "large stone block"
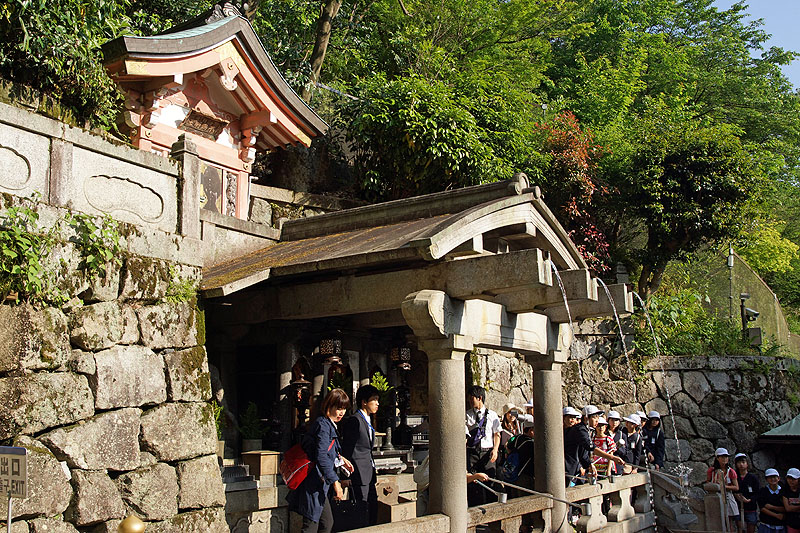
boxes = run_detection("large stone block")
[164,347,211,402]
[176,455,225,510]
[227,507,289,533]
[486,354,511,393]
[120,306,139,345]
[591,381,636,405]
[509,357,532,389]
[249,197,273,226]
[644,398,668,417]
[635,378,659,403]
[137,302,199,350]
[665,438,692,462]
[669,392,700,417]
[140,403,216,461]
[119,256,170,301]
[686,461,710,486]
[9,437,71,520]
[40,408,140,471]
[692,417,727,440]
[690,438,715,463]
[115,463,178,521]
[652,371,682,397]
[65,470,125,526]
[146,507,227,533]
[0,373,94,439]
[701,394,747,423]
[728,421,758,452]
[28,518,80,533]
[0,304,70,372]
[569,338,596,362]
[69,302,125,351]
[91,345,166,409]
[683,371,711,403]
[0,521,28,533]
[581,354,610,385]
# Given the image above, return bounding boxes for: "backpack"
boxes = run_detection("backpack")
[501,435,532,483]
[279,439,335,490]
[466,410,488,449]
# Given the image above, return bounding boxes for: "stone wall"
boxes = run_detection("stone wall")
[467,348,534,412]
[0,102,231,530]
[564,320,800,493]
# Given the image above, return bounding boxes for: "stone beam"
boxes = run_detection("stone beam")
[497,269,596,313]
[543,282,634,323]
[212,248,552,325]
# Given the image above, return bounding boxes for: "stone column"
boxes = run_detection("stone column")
[277,337,299,450]
[402,290,472,533]
[170,134,201,239]
[528,349,569,533]
[418,338,470,533]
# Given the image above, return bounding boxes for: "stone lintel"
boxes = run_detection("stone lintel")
[526,349,569,372]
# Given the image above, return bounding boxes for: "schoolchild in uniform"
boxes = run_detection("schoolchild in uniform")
[781,468,800,533]
[641,411,665,469]
[757,468,786,533]
[734,453,760,533]
[465,385,501,506]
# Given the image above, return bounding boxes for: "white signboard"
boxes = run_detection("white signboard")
[0,446,27,499]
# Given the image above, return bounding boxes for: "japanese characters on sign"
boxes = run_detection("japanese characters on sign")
[0,446,27,499]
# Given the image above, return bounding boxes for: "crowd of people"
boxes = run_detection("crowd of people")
[286,384,799,533]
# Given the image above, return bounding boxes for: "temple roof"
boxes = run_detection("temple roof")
[102,7,327,148]
[201,176,588,297]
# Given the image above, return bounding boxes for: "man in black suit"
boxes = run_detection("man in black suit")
[341,385,380,528]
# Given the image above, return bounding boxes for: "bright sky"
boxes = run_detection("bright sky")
[712,0,800,89]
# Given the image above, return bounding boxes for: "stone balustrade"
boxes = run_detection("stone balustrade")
[566,473,655,533]
[467,494,552,533]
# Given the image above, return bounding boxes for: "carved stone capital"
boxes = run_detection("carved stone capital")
[401,290,473,360]
[526,349,569,371]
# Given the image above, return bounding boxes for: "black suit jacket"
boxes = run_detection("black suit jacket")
[564,423,594,478]
[341,411,376,486]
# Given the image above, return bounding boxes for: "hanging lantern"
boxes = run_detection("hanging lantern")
[390,345,411,371]
[319,335,342,365]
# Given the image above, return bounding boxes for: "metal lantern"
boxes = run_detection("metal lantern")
[319,336,343,365]
[390,346,411,371]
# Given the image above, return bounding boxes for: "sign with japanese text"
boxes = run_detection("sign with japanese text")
[0,446,27,499]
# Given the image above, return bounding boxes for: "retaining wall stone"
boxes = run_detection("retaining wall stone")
[0,373,94,439]
[137,302,199,350]
[115,463,179,521]
[146,507,228,533]
[140,402,216,461]
[91,346,166,409]
[164,346,212,402]
[66,470,125,526]
[40,408,140,471]
[0,305,70,372]
[69,302,126,351]
[176,454,226,510]
[28,518,80,533]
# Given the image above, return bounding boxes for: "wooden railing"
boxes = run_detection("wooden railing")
[566,472,656,533]
[467,494,552,533]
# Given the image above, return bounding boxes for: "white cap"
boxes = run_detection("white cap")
[563,407,581,417]
[734,453,748,461]
[787,468,800,479]
[765,468,780,477]
[502,403,517,414]
[636,411,647,420]
[715,448,729,456]
[582,405,603,417]
[597,416,608,425]
[648,411,661,419]
[607,410,621,420]
[624,414,642,425]
[522,419,535,429]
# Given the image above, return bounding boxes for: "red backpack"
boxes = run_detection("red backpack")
[280,439,335,490]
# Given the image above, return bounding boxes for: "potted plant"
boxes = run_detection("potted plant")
[211,400,225,458]
[239,401,264,452]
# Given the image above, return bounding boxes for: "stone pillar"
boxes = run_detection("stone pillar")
[170,134,201,239]
[528,349,569,533]
[419,338,470,533]
[402,290,472,533]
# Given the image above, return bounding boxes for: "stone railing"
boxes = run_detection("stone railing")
[349,513,450,533]
[566,472,655,533]
[651,470,701,531]
[468,494,552,533]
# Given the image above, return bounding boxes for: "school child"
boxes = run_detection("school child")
[641,411,665,469]
[781,468,800,533]
[620,414,643,473]
[734,453,760,533]
[592,416,617,477]
[707,448,740,532]
[758,469,786,533]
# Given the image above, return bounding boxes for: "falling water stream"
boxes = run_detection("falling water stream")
[595,279,638,401]
[632,291,692,494]
[548,260,587,404]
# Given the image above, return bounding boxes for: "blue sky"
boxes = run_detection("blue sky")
[712,1,800,89]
